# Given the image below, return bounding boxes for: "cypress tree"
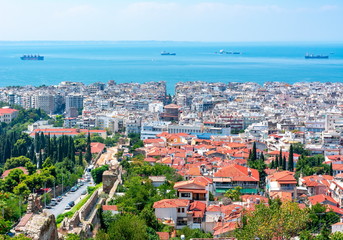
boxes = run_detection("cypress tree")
[248,149,252,160]
[85,133,92,163]
[279,149,283,167]
[251,142,257,161]
[40,132,46,149]
[329,163,333,176]
[260,152,265,161]
[270,160,275,169]
[34,132,40,153]
[78,151,83,166]
[282,156,287,170]
[38,150,43,169]
[275,155,279,168]
[71,140,76,164]
[288,144,294,171]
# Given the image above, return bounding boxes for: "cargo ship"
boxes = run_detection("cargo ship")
[161,51,176,56]
[305,53,328,59]
[20,55,44,60]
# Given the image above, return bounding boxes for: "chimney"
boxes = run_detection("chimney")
[248,168,252,177]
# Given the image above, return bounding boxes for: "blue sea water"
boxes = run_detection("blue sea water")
[0,41,342,93]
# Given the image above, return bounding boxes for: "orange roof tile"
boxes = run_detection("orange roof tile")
[153,199,190,208]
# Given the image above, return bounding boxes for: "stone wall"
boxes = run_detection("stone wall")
[19,210,58,240]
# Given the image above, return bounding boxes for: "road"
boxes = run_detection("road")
[46,181,93,217]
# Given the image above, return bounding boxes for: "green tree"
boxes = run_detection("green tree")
[235,201,310,240]
[106,214,147,240]
[85,133,92,163]
[288,144,294,171]
[13,182,30,198]
[250,142,257,161]
[224,186,242,201]
[330,231,343,240]
[91,165,109,184]
[4,156,31,170]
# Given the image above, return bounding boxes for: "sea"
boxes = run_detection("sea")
[0,41,342,94]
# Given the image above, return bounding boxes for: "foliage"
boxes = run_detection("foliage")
[235,201,310,240]
[91,165,109,184]
[4,156,31,170]
[224,186,242,201]
[295,155,330,178]
[175,226,213,240]
[0,234,31,240]
[293,143,310,155]
[307,204,340,235]
[128,133,144,152]
[97,214,148,240]
[330,231,343,240]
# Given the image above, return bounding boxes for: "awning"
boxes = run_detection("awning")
[240,189,258,194]
[178,189,207,194]
[216,189,229,193]
[215,188,258,194]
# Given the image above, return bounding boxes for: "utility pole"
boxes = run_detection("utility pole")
[44,182,46,208]
[53,180,56,198]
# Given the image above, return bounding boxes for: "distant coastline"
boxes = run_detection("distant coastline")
[0,41,342,94]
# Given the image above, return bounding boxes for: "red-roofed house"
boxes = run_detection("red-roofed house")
[308,194,338,207]
[299,175,333,196]
[0,108,19,123]
[213,164,259,195]
[102,205,119,215]
[153,199,190,229]
[266,171,297,199]
[90,142,106,154]
[173,177,212,202]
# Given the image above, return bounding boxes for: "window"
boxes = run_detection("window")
[180,192,191,198]
[182,208,185,213]
[177,217,187,226]
[177,208,181,213]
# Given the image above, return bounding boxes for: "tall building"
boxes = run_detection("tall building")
[66,94,83,117]
[33,95,55,114]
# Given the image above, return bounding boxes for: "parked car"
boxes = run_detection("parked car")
[46,205,52,209]
[68,201,75,207]
[81,190,87,195]
[50,198,58,206]
[70,187,77,192]
[56,196,63,202]
[65,205,71,210]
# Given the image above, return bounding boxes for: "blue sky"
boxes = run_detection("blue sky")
[0,0,342,42]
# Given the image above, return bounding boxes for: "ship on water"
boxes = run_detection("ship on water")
[305,53,328,59]
[20,55,44,60]
[161,51,176,56]
[217,49,241,55]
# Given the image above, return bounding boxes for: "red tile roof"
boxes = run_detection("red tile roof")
[153,199,190,208]
[1,167,29,178]
[91,142,105,154]
[308,194,337,206]
[213,164,259,182]
[0,108,18,114]
[102,205,118,211]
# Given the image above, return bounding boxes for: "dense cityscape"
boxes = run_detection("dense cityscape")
[0,80,343,239]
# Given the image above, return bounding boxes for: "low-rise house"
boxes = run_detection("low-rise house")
[308,194,338,207]
[213,164,259,195]
[299,175,333,196]
[102,205,119,215]
[266,171,297,199]
[173,177,212,203]
[0,107,19,123]
[153,199,190,229]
